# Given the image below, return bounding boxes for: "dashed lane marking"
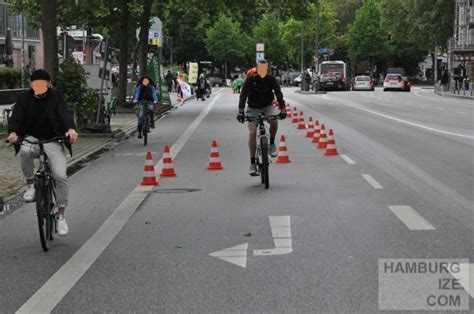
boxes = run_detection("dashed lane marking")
[361,174,384,189]
[388,205,435,231]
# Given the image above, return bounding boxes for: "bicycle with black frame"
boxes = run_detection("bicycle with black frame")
[6,136,67,252]
[246,114,281,189]
[136,101,153,146]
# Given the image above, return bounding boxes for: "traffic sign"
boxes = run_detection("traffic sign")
[256,43,264,52]
[256,52,265,63]
[319,48,331,55]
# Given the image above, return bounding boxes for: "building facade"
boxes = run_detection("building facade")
[451,0,474,80]
[0,1,42,71]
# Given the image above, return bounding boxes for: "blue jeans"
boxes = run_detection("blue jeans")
[135,102,154,127]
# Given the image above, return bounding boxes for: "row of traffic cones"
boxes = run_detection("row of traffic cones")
[140,140,224,186]
[284,105,339,156]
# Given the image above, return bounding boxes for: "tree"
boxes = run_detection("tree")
[204,13,247,78]
[347,0,388,72]
[138,0,152,77]
[251,16,287,67]
[40,0,59,81]
[117,0,131,105]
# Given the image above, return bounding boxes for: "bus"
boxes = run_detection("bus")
[319,61,350,91]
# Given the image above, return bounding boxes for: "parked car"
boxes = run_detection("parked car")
[209,77,225,87]
[292,74,302,86]
[352,75,374,91]
[383,74,410,92]
[319,73,346,91]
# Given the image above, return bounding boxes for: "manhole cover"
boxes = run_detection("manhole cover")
[153,188,202,194]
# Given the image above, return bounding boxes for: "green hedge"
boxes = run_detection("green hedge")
[0,67,22,89]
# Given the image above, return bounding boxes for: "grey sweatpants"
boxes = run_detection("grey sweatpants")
[19,136,68,208]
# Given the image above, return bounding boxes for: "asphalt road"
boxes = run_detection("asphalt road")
[0,87,473,313]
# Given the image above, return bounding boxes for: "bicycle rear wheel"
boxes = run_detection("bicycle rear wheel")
[260,137,270,189]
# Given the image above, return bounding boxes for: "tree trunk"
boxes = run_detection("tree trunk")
[118,0,131,106]
[40,0,58,82]
[138,0,152,78]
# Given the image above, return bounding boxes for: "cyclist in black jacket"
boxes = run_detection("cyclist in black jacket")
[237,60,286,175]
[7,69,78,236]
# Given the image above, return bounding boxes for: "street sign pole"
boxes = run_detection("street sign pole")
[96,37,109,124]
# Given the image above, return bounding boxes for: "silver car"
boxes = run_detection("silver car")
[352,76,374,91]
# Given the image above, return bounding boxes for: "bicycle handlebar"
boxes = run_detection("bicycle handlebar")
[6,136,67,145]
[245,114,281,123]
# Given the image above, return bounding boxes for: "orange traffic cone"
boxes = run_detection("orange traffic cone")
[276,135,291,163]
[297,112,306,129]
[306,116,314,137]
[141,152,158,186]
[286,104,292,118]
[317,124,328,149]
[312,120,321,143]
[292,107,299,123]
[207,140,224,170]
[324,129,339,156]
[160,145,177,177]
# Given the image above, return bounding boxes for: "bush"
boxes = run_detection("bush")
[0,67,22,89]
[55,58,98,126]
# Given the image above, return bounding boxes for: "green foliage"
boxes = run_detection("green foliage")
[205,14,248,65]
[347,0,388,64]
[252,16,287,66]
[55,58,98,122]
[0,67,22,89]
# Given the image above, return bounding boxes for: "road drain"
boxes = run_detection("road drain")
[152,188,202,194]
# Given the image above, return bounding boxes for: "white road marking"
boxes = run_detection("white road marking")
[448,263,473,298]
[209,243,248,269]
[254,215,292,256]
[388,205,435,231]
[313,97,474,140]
[361,174,384,189]
[340,154,356,165]
[16,92,223,314]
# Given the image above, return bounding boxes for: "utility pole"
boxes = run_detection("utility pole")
[314,0,320,91]
[300,23,304,74]
[20,10,25,88]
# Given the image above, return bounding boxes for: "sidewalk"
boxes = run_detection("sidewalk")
[434,83,474,100]
[0,112,137,201]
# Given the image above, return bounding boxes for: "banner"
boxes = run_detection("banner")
[188,62,199,84]
[178,79,192,96]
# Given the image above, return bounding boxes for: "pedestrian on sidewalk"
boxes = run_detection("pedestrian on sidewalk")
[133,75,158,139]
[6,69,78,236]
[441,70,449,91]
[165,70,173,93]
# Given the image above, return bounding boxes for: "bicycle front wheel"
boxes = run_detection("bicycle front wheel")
[35,181,50,252]
[260,137,270,189]
[143,115,149,146]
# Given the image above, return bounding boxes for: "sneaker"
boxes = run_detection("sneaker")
[23,184,36,202]
[137,133,143,139]
[269,144,278,158]
[249,164,258,176]
[57,217,69,236]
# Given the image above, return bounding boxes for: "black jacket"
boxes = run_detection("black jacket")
[239,74,285,110]
[8,88,75,155]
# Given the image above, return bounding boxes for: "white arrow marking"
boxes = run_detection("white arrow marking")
[209,243,248,268]
[254,216,293,256]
